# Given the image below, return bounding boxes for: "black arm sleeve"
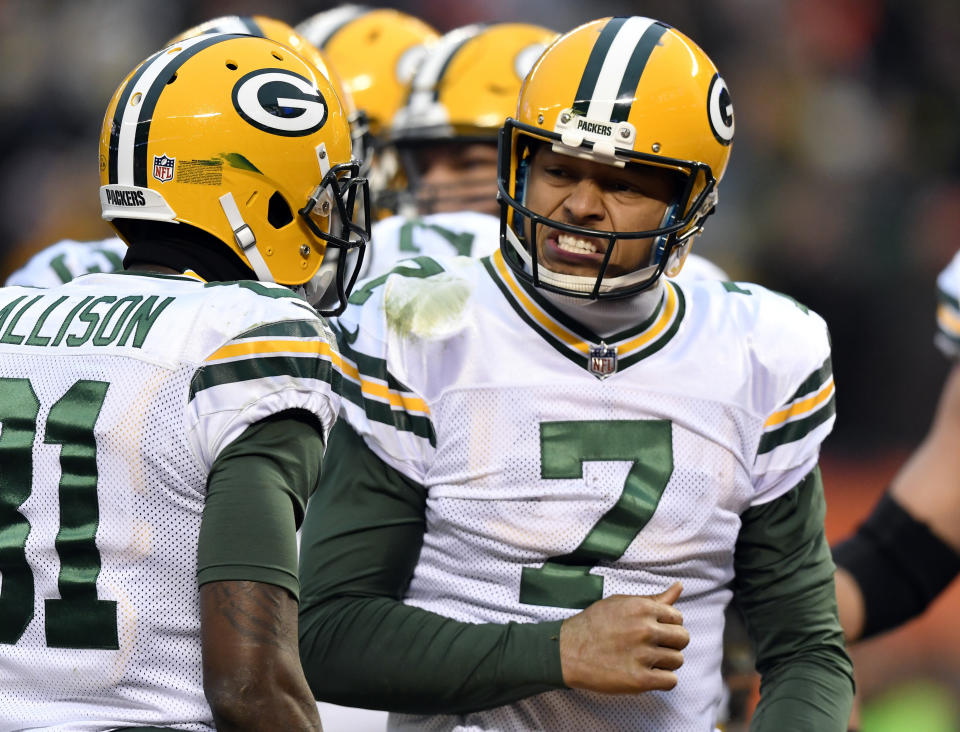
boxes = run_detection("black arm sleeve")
[832,492,960,640]
[197,410,325,599]
[298,420,565,714]
[733,467,855,732]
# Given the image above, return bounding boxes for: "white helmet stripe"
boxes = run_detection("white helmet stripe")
[408,24,484,101]
[394,24,483,132]
[200,16,263,36]
[111,33,236,187]
[295,4,367,49]
[585,16,658,123]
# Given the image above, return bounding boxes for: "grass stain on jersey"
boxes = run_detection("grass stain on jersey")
[383,272,471,339]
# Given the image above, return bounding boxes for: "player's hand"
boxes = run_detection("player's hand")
[558,582,689,694]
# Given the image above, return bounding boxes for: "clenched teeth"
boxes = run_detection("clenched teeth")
[557,233,598,254]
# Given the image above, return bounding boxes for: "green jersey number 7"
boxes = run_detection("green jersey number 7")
[520,419,673,610]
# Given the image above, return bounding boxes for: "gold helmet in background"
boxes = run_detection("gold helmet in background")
[392,22,557,143]
[296,6,439,217]
[296,5,439,138]
[386,22,557,214]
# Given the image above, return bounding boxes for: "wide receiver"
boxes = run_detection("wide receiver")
[0,34,367,729]
[5,14,369,310]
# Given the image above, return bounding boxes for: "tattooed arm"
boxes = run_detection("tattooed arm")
[201,581,320,730]
[196,413,326,730]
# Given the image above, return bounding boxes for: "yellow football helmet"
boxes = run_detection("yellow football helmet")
[499,16,734,299]
[168,15,368,179]
[392,23,557,142]
[387,22,557,214]
[99,34,369,315]
[296,6,439,138]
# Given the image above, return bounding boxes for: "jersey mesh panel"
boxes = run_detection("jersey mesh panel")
[394,383,758,731]
[0,349,212,730]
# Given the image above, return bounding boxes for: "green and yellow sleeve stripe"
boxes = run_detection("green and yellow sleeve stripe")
[758,356,836,455]
[332,323,436,446]
[189,319,340,400]
[937,286,960,351]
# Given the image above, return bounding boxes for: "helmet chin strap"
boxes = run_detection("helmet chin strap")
[219,191,274,283]
[664,238,691,277]
[504,225,663,296]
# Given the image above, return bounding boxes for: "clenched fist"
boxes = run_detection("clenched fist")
[559,582,690,694]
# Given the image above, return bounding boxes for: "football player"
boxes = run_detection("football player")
[833,251,960,642]
[5,236,128,288]
[4,14,367,305]
[0,33,367,729]
[168,14,366,174]
[298,16,853,731]
[387,22,557,218]
[356,22,555,283]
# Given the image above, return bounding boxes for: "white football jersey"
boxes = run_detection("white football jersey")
[333,251,835,732]
[935,251,960,359]
[5,237,127,288]
[363,212,501,280]
[0,272,340,731]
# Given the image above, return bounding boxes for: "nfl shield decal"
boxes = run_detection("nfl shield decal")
[153,154,175,183]
[588,341,618,380]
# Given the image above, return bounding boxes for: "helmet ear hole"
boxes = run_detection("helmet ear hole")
[267,191,294,228]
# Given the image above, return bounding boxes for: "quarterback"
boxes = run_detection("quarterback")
[0,34,367,730]
[299,16,853,732]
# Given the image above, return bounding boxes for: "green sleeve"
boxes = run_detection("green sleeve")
[298,420,566,714]
[734,467,855,732]
[196,410,325,599]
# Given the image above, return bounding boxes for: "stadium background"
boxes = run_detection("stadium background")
[1,0,958,728]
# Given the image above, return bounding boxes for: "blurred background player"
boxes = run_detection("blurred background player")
[297,5,440,217]
[0,33,367,729]
[356,22,555,281]
[4,236,127,288]
[833,251,960,643]
[387,22,557,218]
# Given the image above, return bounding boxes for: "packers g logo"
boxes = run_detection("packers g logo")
[232,68,328,137]
[707,74,734,146]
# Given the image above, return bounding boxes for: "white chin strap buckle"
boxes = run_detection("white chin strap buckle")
[219,191,273,283]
